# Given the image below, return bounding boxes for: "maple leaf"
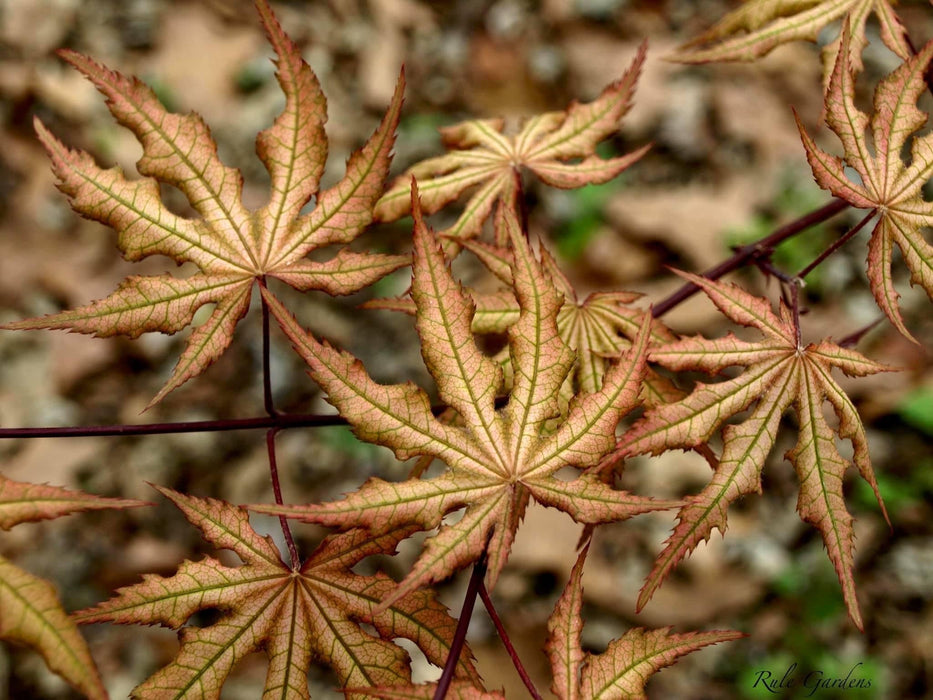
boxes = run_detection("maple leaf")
[253,185,678,607]
[74,486,480,699]
[796,26,933,340]
[545,544,743,700]
[0,475,146,700]
[366,199,682,407]
[3,0,407,406]
[372,44,649,244]
[608,271,891,630]
[671,0,911,88]
[461,210,683,408]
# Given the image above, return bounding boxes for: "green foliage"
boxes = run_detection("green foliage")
[552,179,624,261]
[898,388,933,435]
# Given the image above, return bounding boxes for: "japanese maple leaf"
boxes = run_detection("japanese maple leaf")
[0,475,145,700]
[671,0,910,88]
[74,486,480,699]
[366,199,682,407]
[608,271,891,630]
[372,44,649,244]
[461,211,683,408]
[545,545,743,700]
[3,0,406,406]
[797,26,933,340]
[253,185,678,608]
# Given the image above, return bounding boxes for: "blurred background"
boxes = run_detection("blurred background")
[1,0,932,697]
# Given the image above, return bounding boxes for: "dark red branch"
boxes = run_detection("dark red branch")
[478,582,543,700]
[652,197,849,318]
[0,413,347,439]
[266,428,299,568]
[260,279,280,418]
[434,559,486,700]
[511,168,530,240]
[795,208,876,281]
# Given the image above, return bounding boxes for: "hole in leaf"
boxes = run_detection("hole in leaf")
[186,607,223,629]
[394,637,442,684]
[158,182,196,218]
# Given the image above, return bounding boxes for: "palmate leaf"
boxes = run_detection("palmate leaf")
[75,486,480,699]
[671,0,910,88]
[373,45,649,245]
[608,272,891,630]
[253,185,678,607]
[3,0,407,406]
[461,209,683,408]
[797,25,933,340]
[545,545,742,700]
[366,200,682,407]
[0,475,146,700]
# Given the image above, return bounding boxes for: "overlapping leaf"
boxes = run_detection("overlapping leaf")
[545,544,742,700]
[797,26,933,340]
[253,186,677,607]
[607,272,891,629]
[75,486,479,699]
[3,0,406,406]
[373,45,649,244]
[0,475,145,700]
[366,200,682,407]
[672,0,910,88]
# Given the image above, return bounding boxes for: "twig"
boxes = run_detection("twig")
[652,197,849,318]
[0,413,347,439]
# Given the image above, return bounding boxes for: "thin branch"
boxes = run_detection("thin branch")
[652,197,849,318]
[0,413,347,439]
[478,582,543,700]
[434,559,486,700]
[0,394,511,440]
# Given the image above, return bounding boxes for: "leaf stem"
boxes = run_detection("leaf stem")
[794,208,876,281]
[266,428,300,569]
[478,582,543,700]
[434,559,486,700]
[260,280,280,418]
[259,280,298,567]
[838,317,884,348]
[511,168,530,239]
[652,197,849,318]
